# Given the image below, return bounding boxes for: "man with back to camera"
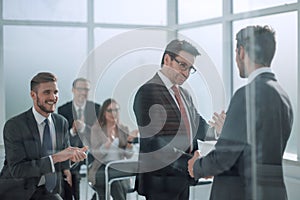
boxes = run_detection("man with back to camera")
[188,25,293,200]
[133,39,226,200]
[58,78,100,200]
[0,72,87,200]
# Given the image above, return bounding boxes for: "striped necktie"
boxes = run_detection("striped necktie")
[171,85,191,145]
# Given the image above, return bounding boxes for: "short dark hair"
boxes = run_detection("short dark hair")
[72,77,90,88]
[236,25,276,67]
[161,39,200,66]
[30,72,57,92]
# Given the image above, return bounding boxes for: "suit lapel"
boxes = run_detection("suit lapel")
[25,109,42,156]
[152,74,181,119]
[51,114,61,151]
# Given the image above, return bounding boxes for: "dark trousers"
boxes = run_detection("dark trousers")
[145,185,189,200]
[63,171,80,200]
[30,185,62,200]
[141,175,190,200]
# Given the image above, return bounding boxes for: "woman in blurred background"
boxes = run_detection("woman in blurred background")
[88,98,138,200]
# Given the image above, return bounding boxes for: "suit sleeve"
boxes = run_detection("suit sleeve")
[4,119,53,178]
[133,85,168,153]
[59,118,71,171]
[193,89,248,179]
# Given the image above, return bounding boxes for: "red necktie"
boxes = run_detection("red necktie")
[171,85,191,144]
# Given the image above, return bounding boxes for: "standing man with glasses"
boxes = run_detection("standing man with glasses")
[0,72,87,200]
[133,39,225,200]
[58,78,100,200]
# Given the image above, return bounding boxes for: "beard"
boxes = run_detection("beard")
[36,96,55,114]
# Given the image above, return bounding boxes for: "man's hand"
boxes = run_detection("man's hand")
[63,169,72,186]
[74,120,85,133]
[52,146,88,164]
[188,150,201,178]
[70,146,88,162]
[208,110,226,136]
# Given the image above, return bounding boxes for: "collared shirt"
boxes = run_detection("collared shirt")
[32,107,56,181]
[32,108,56,151]
[73,101,86,118]
[248,67,273,83]
[158,70,193,146]
[70,101,87,135]
[158,70,178,106]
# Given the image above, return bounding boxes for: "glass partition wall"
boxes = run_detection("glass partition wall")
[0,0,299,199]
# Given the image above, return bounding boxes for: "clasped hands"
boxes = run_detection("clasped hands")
[188,150,213,179]
[52,146,88,164]
[188,150,201,178]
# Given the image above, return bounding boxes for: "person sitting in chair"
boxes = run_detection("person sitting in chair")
[88,98,138,200]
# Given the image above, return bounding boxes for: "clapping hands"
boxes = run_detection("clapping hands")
[52,146,88,164]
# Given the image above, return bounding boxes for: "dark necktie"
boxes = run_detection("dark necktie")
[42,119,52,156]
[42,119,56,192]
[77,108,83,120]
[172,85,191,148]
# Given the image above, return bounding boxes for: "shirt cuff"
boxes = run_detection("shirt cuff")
[193,158,203,180]
[70,128,76,137]
[49,156,55,172]
[214,128,220,139]
[78,124,86,133]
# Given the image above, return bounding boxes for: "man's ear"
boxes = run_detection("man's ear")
[30,90,36,99]
[238,46,245,60]
[163,54,172,66]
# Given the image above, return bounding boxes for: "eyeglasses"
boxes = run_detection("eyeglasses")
[75,87,90,92]
[172,56,197,74]
[106,108,120,113]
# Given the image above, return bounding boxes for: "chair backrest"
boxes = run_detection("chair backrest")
[105,160,139,200]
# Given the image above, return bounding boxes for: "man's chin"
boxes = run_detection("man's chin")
[176,79,186,85]
[45,105,56,113]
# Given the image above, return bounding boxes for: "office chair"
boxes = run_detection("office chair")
[104,159,139,200]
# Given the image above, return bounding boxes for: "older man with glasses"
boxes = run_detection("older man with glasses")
[58,78,101,200]
[133,39,225,200]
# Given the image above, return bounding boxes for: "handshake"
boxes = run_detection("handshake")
[52,146,88,164]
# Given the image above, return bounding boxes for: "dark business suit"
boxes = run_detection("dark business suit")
[58,101,100,148]
[194,72,293,200]
[133,73,209,199]
[58,100,100,199]
[0,108,70,200]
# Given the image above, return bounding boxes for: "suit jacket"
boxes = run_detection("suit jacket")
[88,124,133,185]
[133,73,209,196]
[0,108,70,200]
[58,100,100,159]
[194,73,293,200]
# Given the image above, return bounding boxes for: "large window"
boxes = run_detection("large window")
[233,0,297,13]
[3,0,87,22]
[178,0,222,24]
[94,0,167,25]
[3,26,87,119]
